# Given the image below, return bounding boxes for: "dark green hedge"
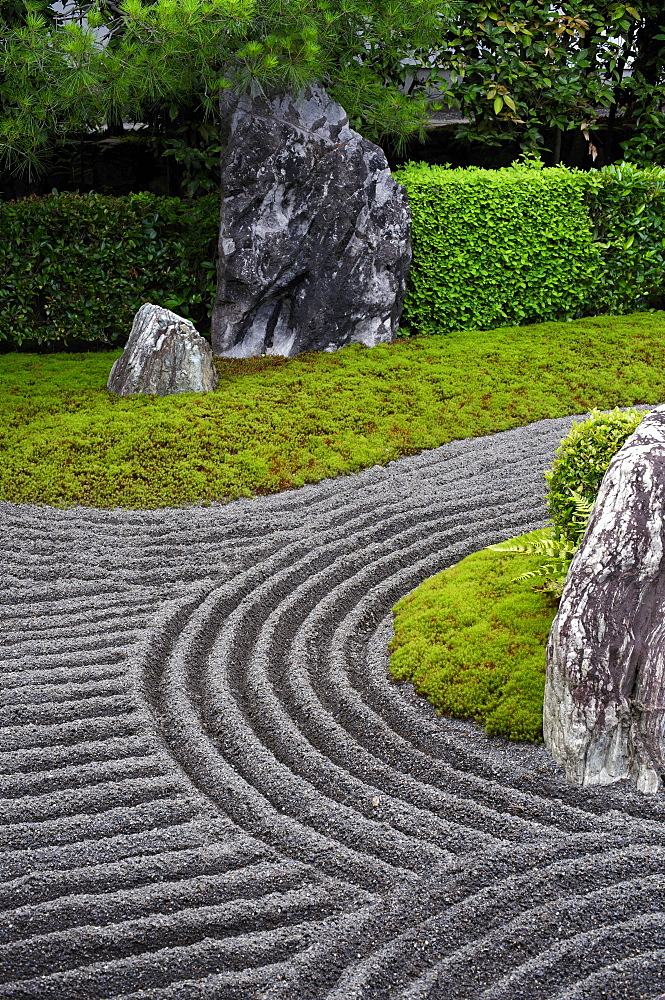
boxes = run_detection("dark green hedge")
[0,192,218,347]
[587,162,665,316]
[2,163,665,348]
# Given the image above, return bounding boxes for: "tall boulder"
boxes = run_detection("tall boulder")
[211,84,411,359]
[544,406,665,793]
[108,303,218,397]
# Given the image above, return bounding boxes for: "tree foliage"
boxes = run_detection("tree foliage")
[432,1,665,166]
[0,0,453,177]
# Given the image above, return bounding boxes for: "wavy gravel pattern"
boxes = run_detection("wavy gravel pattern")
[2,413,665,1000]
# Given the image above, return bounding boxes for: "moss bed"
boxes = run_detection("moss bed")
[1,311,664,508]
[389,530,560,743]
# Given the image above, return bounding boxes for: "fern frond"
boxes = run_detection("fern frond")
[570,489,594,520]
[513,563,569,583]
[490,535,575,560]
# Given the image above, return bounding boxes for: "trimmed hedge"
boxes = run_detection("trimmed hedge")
[395,163,605,336]
[588,162,665,316]
[0,192,219,346]
[2,162,665,347]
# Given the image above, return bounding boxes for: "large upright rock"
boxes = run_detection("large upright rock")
[211,84,411,358]
[544,406,665,793]
[108,304,218,396]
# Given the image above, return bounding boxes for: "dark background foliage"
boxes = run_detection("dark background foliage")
[0,192,218,350]
[2,0,663,201]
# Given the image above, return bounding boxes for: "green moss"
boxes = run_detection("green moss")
[1,312,665,508]
[389,531,559,742]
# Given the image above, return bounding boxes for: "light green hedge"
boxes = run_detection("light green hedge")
[395,163,605,336]
[395,161,665,337]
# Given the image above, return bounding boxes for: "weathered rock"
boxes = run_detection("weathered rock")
[544,406,665,793]
[108,304,218,396]
[211,84,411,358]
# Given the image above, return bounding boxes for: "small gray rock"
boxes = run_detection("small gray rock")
[211,84,411,358]
[108,303,218,396]
[545,405,665,793]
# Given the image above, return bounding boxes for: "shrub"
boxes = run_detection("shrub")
[0,192,218,347]
[491,408,643,597]
[587,162,665,316]
[396,161,665,339]
[395,162,605,337]
[3,161,665,350]
[545,408,643,546]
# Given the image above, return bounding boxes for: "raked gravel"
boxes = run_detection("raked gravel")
[2,411,665,1000]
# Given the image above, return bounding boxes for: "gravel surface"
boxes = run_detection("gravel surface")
[2,412,665,999]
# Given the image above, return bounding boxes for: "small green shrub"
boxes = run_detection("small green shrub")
[492,408,643,597]
[545,408,643,546]
[0,192,219,346]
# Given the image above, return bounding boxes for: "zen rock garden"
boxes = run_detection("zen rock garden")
[5,2,665,993]
[107,91,665,800]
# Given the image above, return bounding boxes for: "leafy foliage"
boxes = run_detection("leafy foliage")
[491,491,593,597]
[430,1,665,167]
[395,162,605,337]
[0,191,218,346]
[490,528,579,580]
[436,1,612,158]
[389,529,557,742]
[396,161,665,338]
[545,406,643,543]
[0,312,664,509]
[587,161,665,314]
[3,161,665,347]
[614,4,665,167]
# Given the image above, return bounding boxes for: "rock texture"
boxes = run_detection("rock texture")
[108,303,218,396]
[545,405,665,793]
[211,84,411,358]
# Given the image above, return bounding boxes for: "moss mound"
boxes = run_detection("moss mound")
[1,312,665,508]
[389,530,559,742]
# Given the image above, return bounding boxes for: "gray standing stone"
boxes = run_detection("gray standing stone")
[108,303,218,396]
[211,84,411,358]
[544,406,665,793]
